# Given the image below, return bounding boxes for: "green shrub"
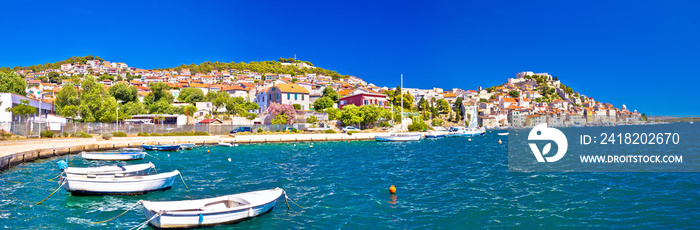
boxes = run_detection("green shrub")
[380,121,391,127]
[292,104,301,110]
[74,131,92,138]
[347,131,359,135]
[324,129,337,134]
[149,133,162,136]
[101,132,113,140]
[112,131,127,137]
[408,122,433,132]
[194,131,209,136]
[40,130,54,138]
[137,132,149,136]
[257,128,263,133]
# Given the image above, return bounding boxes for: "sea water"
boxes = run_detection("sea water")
[0,123,698,229]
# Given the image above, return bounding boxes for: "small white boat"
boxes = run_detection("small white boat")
[81,151,146,161]
[63,162,155,177]
[62,170,179,196]
[375,133,422,142]
[180,143,196,150]
[497,132,509,136]
[140,188,285,229]
[218,142,238,147]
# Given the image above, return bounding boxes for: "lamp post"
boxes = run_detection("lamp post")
[116,100,123,132]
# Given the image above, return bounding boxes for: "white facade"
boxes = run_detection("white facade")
[0,93,56,123]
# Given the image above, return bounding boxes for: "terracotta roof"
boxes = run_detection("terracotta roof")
[502,97,517,102]
[274,83,309,94]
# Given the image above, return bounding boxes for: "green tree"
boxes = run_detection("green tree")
[508,90,519,98]
[325,107,341,120]
[437,99,450,113]
[359,105,382,127]
[120,101,147,118]
[6,100,37,137]
[453,97,463,122]
[340,104,363,127]
[178,88,206,103]
[0,72,28,95]
[321,87,339,102]
[48,72,61,84]
[271,114,288,125]
[313,96,334,111]
[109,82,138,103]
[145,82,173,104]
[306,115,318,124]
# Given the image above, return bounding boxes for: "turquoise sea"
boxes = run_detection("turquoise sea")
[1,123,698,229]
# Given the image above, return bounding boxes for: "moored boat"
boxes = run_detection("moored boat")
[425,131,447,139]
[375,133,422,142]
[497,132,509,136]
[218,142,238,147]
[142,144,181,151]
[180,143,195,150]
[61,170,179,196]
[81,151,146,161]
[62,162,155,177]
[140,188,285,229]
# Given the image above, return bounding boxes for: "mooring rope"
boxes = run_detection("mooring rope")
[178,172,189,190]
[90,201,142,224]
[47,174,62,182]
[129,211,162,230]
[145,153,160,160]
[284,191,305,209]
[35,180,65,205]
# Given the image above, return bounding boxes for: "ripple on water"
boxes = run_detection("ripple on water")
[0,125,699,228]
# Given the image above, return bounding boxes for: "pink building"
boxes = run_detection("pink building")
[338,93,389,109]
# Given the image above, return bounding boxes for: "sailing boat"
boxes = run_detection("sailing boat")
[464,103,486,136]
[690,116,694,124]
[375,74,422,142]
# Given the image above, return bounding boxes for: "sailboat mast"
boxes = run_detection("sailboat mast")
[401,74,404,129]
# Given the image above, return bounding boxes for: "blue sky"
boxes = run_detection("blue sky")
[0,0,698,116]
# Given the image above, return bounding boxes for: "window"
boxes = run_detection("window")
[301,105,304,110]
[364,100,368,105]
[269,94,271,101]
[302,94,305,100]
[340,100,346,105]
[277,93,279,100]
[287,93,290,100]
[294,93,297,100]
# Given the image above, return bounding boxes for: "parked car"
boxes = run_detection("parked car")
[341,126,360,133]
[229,127,253,135]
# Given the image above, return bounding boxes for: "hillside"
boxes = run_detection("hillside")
[0,55,104,73]
[162,58,351,79]
[0,55,351,80]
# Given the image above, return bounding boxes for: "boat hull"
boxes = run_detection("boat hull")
[143,145,181,151]
[62,170,178,196]
[180,144,195,150]
[375,134,422,142]
[64,162,154,177]
[81,152,146,161]
[142,188,283,229]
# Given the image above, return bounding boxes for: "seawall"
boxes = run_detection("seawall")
[0,132,391,172]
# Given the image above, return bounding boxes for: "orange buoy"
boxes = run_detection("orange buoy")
[389,185,396,194]
[207,150,210,153]
[498,139,502,144]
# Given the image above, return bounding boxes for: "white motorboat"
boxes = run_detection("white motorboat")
[180,143,196,150]
[62,162,155,177]
[218,142,238,147]
[61,170,179,196]
[140,188,285,229]
[497,132,509,136]
[375,133,422,142]
[81,151,146,161]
